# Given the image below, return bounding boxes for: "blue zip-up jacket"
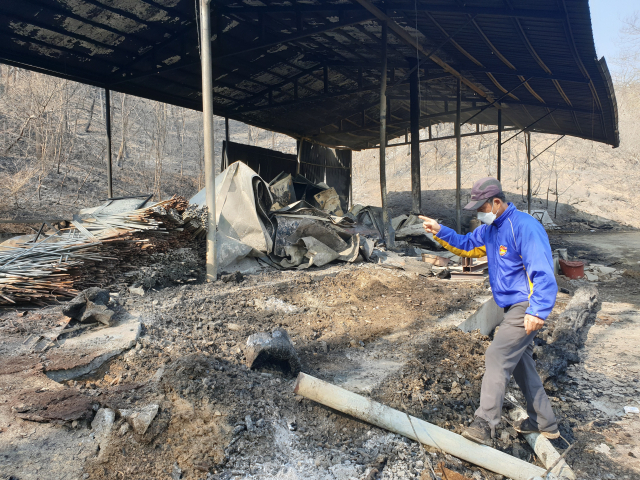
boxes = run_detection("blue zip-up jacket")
[434,203,557,320]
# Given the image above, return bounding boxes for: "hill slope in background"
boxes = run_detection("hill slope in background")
[352,84,640,230]
[0,66,637,232]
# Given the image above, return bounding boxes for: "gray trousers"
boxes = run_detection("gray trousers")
[475,301,557,434]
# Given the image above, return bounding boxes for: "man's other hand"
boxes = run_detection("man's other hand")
[524,314,544,335]
[419,215,441,234]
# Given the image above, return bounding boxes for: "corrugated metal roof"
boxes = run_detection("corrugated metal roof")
[0,0,619,149]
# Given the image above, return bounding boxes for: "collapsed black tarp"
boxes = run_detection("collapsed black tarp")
[223,141,351,212]
[222,141,297,183]
[299,142,351,213]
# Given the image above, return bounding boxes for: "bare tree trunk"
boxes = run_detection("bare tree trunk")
[554,176,559,219]
[153,103,167,200]
[180,108,185,178]
[99,89,105,122]
[85,95,96,133]
[35,122,43,161]
[116,94,128,167]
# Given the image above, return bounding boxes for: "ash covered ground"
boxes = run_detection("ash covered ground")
[1,234,640,480]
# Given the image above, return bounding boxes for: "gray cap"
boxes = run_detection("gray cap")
[464,177,503,210]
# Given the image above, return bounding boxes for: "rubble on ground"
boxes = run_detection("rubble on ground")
[118,403,159,435]
[245,328,301,376]
[0,195,200,306]
[0,161,485,311]
[62,287,114,326]
[2,259,639,479]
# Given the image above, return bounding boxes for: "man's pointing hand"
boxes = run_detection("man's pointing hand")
[418,215,441,234]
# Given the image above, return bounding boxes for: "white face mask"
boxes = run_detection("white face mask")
[477,202,498,225]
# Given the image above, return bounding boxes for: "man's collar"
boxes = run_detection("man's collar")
[493,202,515,228]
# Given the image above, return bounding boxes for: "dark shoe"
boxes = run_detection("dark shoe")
[462,417,492,446]
[514,417,560,439]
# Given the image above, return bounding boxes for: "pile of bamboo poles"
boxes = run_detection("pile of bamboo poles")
[0,196,191,306]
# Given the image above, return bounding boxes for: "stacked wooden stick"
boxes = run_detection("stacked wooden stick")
[0,196,193,306]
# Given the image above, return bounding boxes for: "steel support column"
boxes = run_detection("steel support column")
[497,109,502,181]
[224,116,230,169]
[296,139,303,174]
[455,78,462,234]
[200,0,218,282]
[349,149,353,209]
[409,59,421,214]
[105,88,113,199]
[379,22,394,247]
[526,131,532,213]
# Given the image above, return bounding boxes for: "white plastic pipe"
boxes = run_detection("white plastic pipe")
[509,406,575,479]
[294,373,547,480]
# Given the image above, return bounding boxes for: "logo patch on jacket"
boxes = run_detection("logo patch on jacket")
[499,245,508,256]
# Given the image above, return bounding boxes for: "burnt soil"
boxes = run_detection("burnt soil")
[1,249,640,480]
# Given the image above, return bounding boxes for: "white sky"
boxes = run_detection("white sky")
[589,0,638,69]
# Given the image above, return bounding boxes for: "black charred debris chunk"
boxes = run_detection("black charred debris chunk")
[245,328,301,377]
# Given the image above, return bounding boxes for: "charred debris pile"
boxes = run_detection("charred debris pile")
[0,161,485,308]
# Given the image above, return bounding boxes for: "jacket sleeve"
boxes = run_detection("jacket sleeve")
[433,224,487,258]
[518,220,558,320]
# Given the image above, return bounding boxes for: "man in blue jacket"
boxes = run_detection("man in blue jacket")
[420,177,559,445]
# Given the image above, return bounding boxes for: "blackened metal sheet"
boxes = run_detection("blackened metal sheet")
[223,141,297,183]
[300,143,351,212]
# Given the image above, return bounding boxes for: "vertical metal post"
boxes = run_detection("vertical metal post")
[455,78,462,234]
[526,131,532,214]
[379,21,394,247]
[224,116,230,169]
[200,0,218,282]
[105,88,113,199]
[409,59,421,215]
[347,149,353,209]
[296,139,303,175]
[497,109,502,181]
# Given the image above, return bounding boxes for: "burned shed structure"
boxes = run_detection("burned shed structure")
[0,0,619,274]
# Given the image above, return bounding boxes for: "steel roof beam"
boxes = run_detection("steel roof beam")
[78,0,177,35]
[0,53,107,88]
[111,13,375,84]
[229,63,323,111]
[559,0,609,143]
[110,21,196,82]
[0,30,119,70]
[467,14,548,106]
[222,3,563,20]
[423,12,484,68]
[353,0,494,102]
[317,105,484,137]
[234,79,396,114]
[27,0,151,45]
[463,68,590,85]
[217,12,375,60]
[503,3,578,133]
[362,126,520,149]
[495,100,601,115]
[237,69,449,115]
[2,12,136,58]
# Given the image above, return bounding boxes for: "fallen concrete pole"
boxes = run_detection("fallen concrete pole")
[509,405,575,479]
[294,373,547,480]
